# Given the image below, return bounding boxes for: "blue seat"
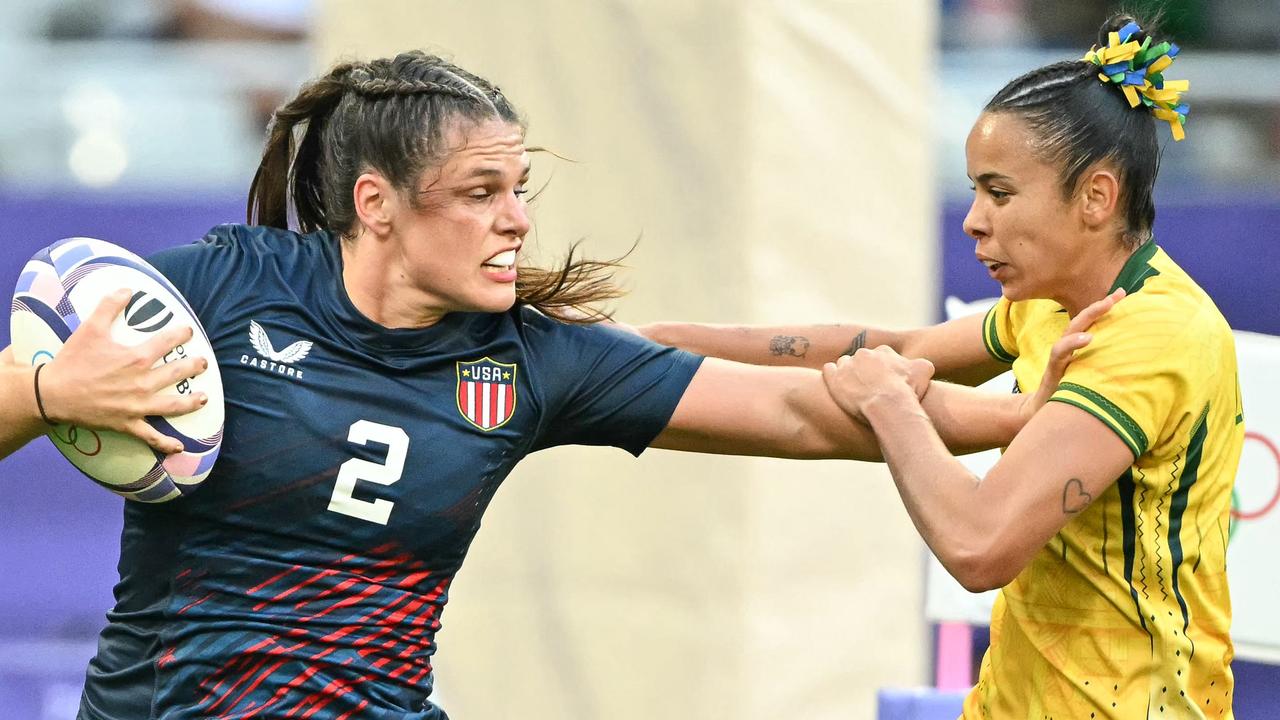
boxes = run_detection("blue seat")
[877,687,966,720]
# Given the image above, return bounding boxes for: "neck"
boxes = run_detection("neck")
[340,234,446,329]
[1054,238,1140,317]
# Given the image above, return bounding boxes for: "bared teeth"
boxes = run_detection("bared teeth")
[486,250,517,267]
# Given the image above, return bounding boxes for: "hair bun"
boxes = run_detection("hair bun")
[1082,16,1190,141]
[1098,13,1153,48]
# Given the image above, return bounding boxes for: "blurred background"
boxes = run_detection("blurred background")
[0,1,1277,718]
[0,0,1275,203]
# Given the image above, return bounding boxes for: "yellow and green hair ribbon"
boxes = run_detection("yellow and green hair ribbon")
[1082,21,1190,141]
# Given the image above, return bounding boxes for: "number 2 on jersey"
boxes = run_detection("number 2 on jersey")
[328,420,409,525]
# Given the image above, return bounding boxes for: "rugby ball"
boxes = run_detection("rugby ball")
[9,237,223,502]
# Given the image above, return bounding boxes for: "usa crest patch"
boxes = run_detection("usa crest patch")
[456,357,517,431]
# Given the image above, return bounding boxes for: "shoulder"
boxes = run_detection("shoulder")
[152,224,317,265]
[1005,298,1063,327]
[197,224,330,263]
[1102,246,1231,350]
[512,305,643,348]
[510,306,703,373]
[151,224,335,284]
[148,224,336,314]
[984,296,1061,362]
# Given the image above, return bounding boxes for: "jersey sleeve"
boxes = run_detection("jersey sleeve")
[981,296,1019,364]
[147,224,252,322]
[1047,299,1191,460]
[522,312,704,456]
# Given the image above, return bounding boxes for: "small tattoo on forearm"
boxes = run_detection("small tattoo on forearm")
[1062,478,1093,514]
[841,329,868,357]
[769,335,811,357]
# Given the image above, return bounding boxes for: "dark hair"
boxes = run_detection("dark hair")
[983,13,1167,248]
[246,50,624,322]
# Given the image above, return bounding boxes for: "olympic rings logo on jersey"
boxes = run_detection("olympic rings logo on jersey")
[1228,430,1280,543]
[456,357,517,432]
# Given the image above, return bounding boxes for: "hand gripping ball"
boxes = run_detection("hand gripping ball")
[9,238,224,502]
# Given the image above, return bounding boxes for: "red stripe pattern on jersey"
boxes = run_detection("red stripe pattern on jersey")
[164,543,452,719]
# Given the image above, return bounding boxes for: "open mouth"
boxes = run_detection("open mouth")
[483,249,517,272]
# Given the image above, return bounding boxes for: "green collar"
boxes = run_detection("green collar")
[1108,239,1160,295]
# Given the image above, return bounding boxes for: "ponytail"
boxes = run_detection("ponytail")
[246,64,354,231]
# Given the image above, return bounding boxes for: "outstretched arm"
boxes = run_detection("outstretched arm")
[649,355,1051,460]
[640,312,1009,386]
[648,291,1117,461]
[821,291,1128,590]
[0,289,208,461]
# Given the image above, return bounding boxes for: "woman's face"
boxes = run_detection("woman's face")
[962,112,1091,303]
[389,119,531,316]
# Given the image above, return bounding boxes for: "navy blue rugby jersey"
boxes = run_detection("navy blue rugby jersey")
[78,224,702,720]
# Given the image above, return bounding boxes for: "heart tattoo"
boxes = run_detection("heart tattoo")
[1062,478,1093,514]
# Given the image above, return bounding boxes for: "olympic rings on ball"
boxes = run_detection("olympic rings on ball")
[52,425,103,457]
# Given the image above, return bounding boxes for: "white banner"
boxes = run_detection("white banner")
[924,297,1280,664]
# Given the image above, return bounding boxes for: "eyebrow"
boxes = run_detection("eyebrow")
[972,172,1013,184]
[464,164,532,180]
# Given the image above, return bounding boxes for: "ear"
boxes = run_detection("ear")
[1077,166,1122,231]
[352,172,398,236]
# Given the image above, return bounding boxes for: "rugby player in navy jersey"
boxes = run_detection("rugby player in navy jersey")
[0,52,1091,720]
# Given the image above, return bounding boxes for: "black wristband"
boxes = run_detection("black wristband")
[33,363,58,426]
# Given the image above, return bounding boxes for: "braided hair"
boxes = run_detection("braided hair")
[248,51,518,234]
[247,51,623,322]
[984,13,1166,248]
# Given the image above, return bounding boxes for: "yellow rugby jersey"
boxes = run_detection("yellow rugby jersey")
[964,241,1243,720]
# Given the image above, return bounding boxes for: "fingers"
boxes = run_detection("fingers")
[1052,287,1123,377]
[143,390,209,419]
[822,360,861,400]
[147,355,208,393]
[1052,332,1093,360]
[139,324,196,364]
[143,355,211,415]
[1068,288,1126,334]
[821,361,838,385]
[125,419,184,455]
[909,357,936,378]
[1043,332,1093,387]
[906,357,935,400]
[83,288,134,331]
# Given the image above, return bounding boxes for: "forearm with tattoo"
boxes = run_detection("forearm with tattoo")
[839,329,868,358]
[768,335,810,358]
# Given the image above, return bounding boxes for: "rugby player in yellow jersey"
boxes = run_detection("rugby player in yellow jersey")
[641,13,1241,720]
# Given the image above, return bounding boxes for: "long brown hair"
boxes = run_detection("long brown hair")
[246,51,624,322]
